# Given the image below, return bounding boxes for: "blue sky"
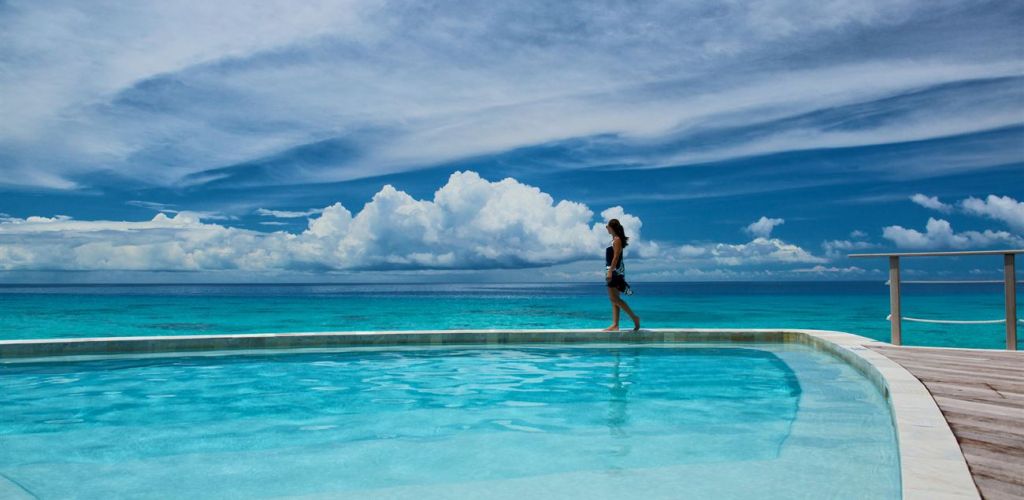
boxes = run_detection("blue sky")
[0,0,1022,282]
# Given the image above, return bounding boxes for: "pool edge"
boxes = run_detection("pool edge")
[793,330,979,500]
[0,328,979,500]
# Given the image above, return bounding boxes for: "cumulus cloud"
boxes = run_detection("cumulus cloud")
[0,170,832,273]
[910,193,953,213]
[627,216,823,268]
[711,237,826,266]
[882,217,1024,249]
[0,172,634,271]
[745,216,785,238]
[960,195,1024,232]
[907,193,1024,233]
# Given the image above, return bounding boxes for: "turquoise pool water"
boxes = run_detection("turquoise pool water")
[0,282,1018,348]
[0,344,899,499]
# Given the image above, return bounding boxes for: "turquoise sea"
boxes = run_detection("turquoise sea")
[0,282,1018,349]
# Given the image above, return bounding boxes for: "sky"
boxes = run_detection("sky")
[0,0,1022,283]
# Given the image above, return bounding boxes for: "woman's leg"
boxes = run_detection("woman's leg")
[603,287,621,331]
[613,293,640,331]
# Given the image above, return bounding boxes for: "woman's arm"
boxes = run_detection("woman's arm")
[608,237,623,277]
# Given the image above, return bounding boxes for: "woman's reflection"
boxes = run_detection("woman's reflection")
[607,350,635,444]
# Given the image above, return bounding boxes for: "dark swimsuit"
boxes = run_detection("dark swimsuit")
[605,244,629,293]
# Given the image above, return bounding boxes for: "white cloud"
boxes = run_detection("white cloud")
[1,1,1020,189]
[910,193,953,213]
[849,229,868,238]
[960,195,1024,232]
[793,265,872,275]
[256,208,324,218]
[628,223,823,268]
[0,171,633,271]
[882,217,1024,249]
[745,216,785,238]
[125,200,235,220]
[126,200,174,211]
[0,170,832,274]
[711,237,826,266]
[822,239,875,258]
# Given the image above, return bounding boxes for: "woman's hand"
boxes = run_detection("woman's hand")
[606,270,612,281]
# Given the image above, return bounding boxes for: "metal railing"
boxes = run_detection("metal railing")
[849,249,1022,350]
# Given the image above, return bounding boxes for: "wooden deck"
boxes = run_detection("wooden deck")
[869,345,1024,500]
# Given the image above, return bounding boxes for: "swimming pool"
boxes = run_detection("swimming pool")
[0,342,900,499]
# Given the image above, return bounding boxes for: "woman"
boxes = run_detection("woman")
[603,219,640,331]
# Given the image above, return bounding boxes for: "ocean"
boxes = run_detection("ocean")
[0,281,1017,349]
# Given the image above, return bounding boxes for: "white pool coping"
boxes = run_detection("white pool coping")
[0,328,980,499]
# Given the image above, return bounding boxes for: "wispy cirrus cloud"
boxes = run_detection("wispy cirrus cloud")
[821,239,875,259]
[1,0,1021,191]
[256,208,324,219]
[793,265,873,275]
[125,200,235,221]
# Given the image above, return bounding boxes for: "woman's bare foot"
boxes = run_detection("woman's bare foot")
[602,325,619,332]
[631,317,641,331]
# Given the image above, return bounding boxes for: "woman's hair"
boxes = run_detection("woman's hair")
[608,219,629,247]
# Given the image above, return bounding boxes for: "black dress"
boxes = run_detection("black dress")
[605,244,629,293]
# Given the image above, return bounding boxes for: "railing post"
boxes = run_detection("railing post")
[1005,253,1017,350]
[890,256,902,345]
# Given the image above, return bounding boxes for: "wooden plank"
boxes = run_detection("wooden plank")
[933,398,1023,422]
[924,382,1024,402]
[954,428,1024,450]
[871,347,1024,366]
[930,384,1024,403]
[957,447,1024,486]
[871,345,1024,361]
[871,358,1022,378]
[972,475,1024,500]
[949,421,1024,440]
[941,411,1024,437]
[876,355,1023,375]
[880,353,1024,370]
[888,356,1024,372]
[933,395,1024,413]
[895,365,1024,386]
[954,422,1024,438]
[928,386,1024,401]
